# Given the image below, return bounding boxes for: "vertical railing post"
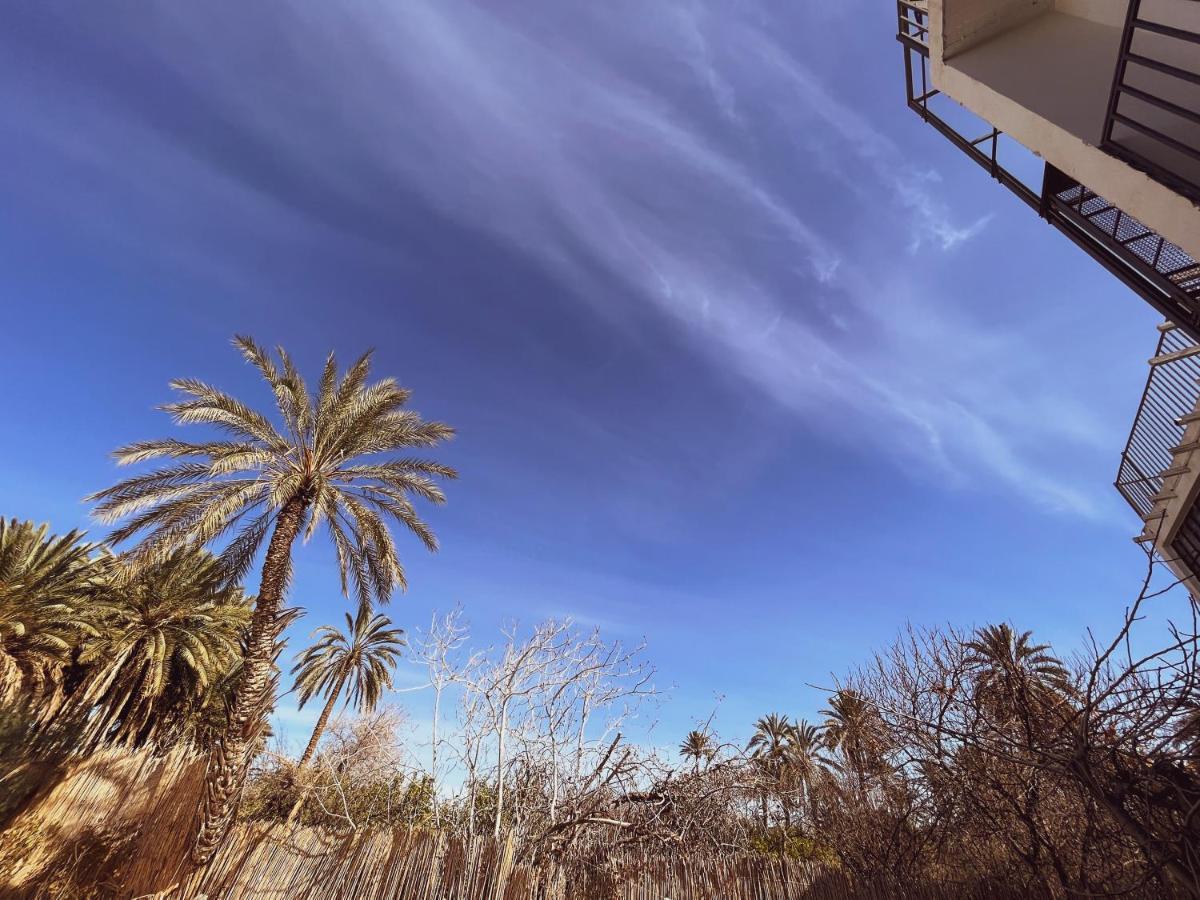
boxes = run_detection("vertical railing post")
[1102,0,1141,147]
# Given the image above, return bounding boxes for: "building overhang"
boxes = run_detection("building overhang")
[928,0,1200,262]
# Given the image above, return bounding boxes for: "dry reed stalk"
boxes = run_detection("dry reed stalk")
[0,751,1166,899]
[0,746,202,894]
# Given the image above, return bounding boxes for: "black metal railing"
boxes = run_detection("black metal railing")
[1043,165,1200,332]
[895,9,1200,342]
[897,0,929,54]
[1116,325,1200,518]
[897,34,1041,205]
[1102,0,1200,203]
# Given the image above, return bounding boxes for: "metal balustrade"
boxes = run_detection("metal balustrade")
[896,0,929,53]
[895,8,1200,341]
[1115,325,1200,517]
[1102,0,1200,203]
[1043,166,1200,332]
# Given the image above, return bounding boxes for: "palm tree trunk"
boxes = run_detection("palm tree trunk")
[285,672,347,824]
[192,492,310,865]
[298,673,346,769]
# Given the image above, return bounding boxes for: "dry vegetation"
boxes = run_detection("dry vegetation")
[1,338,1198,897]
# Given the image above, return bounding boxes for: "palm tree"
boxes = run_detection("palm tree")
[748,713,793,827]
[777,720,835,840]
[822,690,879,793]
[0,518,103,710]
[87,336,456,863]
[73,548,250,750]
[749,713,793,769]
[679,729,715,774]
[291,608,406,768]
[787,720,829,787]
[963,623,1069,720]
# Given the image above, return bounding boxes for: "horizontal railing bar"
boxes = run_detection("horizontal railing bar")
[1123,52,1200,88]
[899,41,1200,337]
[1132,18,1200,46]
[1116,462,1156,482]
[897,32,929,52]
[1111,112,1200,165]
[897,0,927,12]
[1118,83,1200,129]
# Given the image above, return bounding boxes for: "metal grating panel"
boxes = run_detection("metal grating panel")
[1116,327,1200,517]
[1054,182,1200,307]
[896,12,1200,342]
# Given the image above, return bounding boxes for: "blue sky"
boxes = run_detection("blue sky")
[0,1,1167,748]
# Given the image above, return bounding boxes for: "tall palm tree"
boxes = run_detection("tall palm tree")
[87,336,456,863]
[822,690,879,793]
[291,608,406,768]
[0,518,103,710]
[963,623,1069,719]
[748,713,793,827]
[782,719,830,831]
[787,719,829,788]
[679,729,715,774]
[748,713,793,770]
[74,548,250,750]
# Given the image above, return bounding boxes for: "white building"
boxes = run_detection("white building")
[897,0,1200,583]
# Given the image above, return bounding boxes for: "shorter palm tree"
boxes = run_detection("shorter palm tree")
[291,607,406,768]
[0,518,104,710]
[74,548,250,749]
[679,730,715,774]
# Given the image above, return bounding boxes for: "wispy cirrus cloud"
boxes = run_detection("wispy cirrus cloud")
[325,0,1105,518]
[0,0,1121,521]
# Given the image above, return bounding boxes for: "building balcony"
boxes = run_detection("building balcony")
[936,0,1200,256]
[1119,322,1200,589]
[898,0,1200,336]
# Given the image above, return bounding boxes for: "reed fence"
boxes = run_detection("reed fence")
[0,749,1105,899]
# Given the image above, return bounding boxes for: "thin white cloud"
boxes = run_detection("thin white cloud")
[743,33,994,254]
[3,0,1123,523]
[255,1,1121,518]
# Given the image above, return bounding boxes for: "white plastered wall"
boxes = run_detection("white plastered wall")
[928,0,1200,261]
